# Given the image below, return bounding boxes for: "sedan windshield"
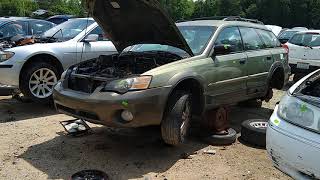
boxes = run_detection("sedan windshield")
[127,26,216,56]
[41,19,94,41]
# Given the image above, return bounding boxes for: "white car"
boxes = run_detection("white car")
[286,30,320,81]
[0,18,117,103]
[267,69,320,179]
[266,25,282,36]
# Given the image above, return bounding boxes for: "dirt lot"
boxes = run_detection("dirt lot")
[0,89,291,180]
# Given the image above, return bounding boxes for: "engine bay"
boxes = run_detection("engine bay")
[0,35,35,50]
[74,51,183,79]
[68,51,183,93]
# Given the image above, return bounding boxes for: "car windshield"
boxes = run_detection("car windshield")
[289,33,320,47]
[127,26,216,55]
[41,19,94,41]
[279,30,298,39]
[0,21,26,40]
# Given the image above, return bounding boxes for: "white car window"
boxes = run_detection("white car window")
[289,33,320,47]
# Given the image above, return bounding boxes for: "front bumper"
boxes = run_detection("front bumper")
[53,81,172,128]
[267,106,320,179]
[0,62,20,87]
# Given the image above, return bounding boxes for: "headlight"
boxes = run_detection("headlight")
[278,94,319,132]
[0,51,14,62]
[104,76,152,94]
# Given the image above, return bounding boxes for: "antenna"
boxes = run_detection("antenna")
[79,12,91,64]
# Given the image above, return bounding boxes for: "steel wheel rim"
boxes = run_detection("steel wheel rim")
[29,68,57,98]
[180,99,191,137]
[250,122,268,129]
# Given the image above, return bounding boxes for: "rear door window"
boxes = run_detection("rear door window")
[289,33,320,47]
[214,27,243,53]
[255,29,281,48]
[239,27,265,51]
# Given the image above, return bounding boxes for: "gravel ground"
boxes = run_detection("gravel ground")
[0,89,291,180]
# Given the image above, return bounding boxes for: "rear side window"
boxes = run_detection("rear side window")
[289,33,320,47]
[214,27,243,53]
[239,27,264,51]
[256,29,281,48]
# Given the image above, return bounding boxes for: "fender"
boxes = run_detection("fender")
[267,61,285,88]
[167,71,207,92]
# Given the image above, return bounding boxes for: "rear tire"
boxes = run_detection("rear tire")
[161,91,192,146]
[20,62,60,104]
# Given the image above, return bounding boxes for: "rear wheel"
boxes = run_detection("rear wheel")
[161,91,192,146]
[20,62,59,104]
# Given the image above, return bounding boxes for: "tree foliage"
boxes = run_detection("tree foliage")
[1,0,320,28]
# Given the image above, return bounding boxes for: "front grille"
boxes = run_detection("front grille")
[56,104,100,121]
[68,75,104,93]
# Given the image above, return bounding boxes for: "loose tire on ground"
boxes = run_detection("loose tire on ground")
[161,91,192,146]
[20,62,60,104]
[203,128,237,146]
[240,119,268,147]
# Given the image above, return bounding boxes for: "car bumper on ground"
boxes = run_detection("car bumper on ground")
[53,81,172,128]
[267,106,320,179]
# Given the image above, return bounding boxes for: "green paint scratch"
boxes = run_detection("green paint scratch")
[300,104,308,112]
[273,119,280,126]
[122,100,129,107]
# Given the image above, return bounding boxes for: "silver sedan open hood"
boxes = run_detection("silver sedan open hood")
[85,0,194,56]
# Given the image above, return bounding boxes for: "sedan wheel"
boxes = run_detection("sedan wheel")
[29,68,57,99]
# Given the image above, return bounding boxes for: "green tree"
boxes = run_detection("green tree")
[0,0,38,17]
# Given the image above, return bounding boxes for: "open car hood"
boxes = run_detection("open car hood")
[85,0,194,56]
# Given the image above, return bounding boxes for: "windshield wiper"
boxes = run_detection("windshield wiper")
[46,28,63,43]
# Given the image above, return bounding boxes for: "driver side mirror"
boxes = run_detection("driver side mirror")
[83,34,99,43]
[213,44,233,56]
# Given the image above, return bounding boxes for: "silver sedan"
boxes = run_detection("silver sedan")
[0,18,117,103]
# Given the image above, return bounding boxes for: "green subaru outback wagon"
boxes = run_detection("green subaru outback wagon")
[53,0,290,146]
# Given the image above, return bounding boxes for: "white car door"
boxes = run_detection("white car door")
[287,34,309,64]
[76,26,117,63]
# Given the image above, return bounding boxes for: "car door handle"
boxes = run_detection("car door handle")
[239,58,246,64]
[266,56,272,60]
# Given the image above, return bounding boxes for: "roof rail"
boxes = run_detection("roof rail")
[176,16,264,25]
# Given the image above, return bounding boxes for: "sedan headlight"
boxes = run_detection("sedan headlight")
[104,76,152,94]
[278,94,319,132]
[0,51,15,62]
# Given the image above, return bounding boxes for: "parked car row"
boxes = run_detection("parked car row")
[0,0,318,178]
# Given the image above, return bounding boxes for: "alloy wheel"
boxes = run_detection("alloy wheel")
[29,68,57,98]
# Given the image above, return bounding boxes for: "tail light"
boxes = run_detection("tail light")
[282,44,289,54]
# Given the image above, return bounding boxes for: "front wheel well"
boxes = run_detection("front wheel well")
[165,78,205,116]
[19,54,64,85]
[270,67,285,90]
